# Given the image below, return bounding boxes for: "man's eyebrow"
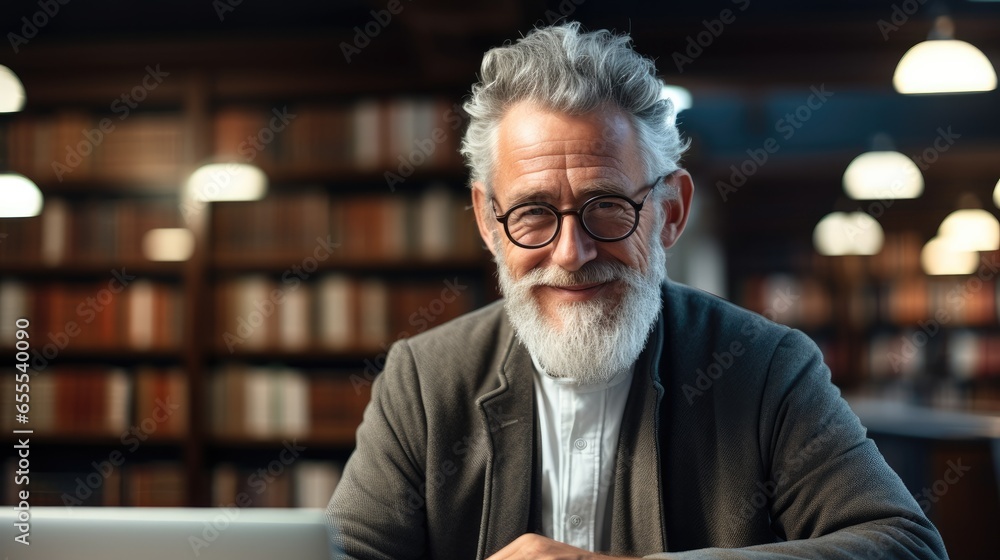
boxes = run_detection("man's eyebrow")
[505,189,558,207]
[576,180,628,197]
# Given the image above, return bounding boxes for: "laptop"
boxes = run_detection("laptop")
[0,506,337,559]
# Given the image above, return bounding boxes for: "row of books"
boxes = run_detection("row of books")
[213,274,476,353]
[6,112,185,183]
[740,274,1000,328]
[0,197,180,265]
[739,233,991,282]
[0,279,183,350]
[208,365,369,441]
[738,274,832,329]
[213,97,463,173]
[1,460,184,507]
[0,366,188,437]
[947,331,1000,380]
[834,329,1000,381]
[212,461,342,508]
[1,457,343,507]
[211,186,482,263]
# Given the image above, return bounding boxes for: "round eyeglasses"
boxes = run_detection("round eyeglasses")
[491,176,663,249]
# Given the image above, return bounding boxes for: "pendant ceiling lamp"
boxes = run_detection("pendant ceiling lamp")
[893,16,997,94]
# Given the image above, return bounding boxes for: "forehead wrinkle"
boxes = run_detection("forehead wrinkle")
[510,152,627,175]
[508,138,623,158]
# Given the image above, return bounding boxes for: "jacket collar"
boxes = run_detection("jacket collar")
[475,330,538,559]
[609,298,668,555]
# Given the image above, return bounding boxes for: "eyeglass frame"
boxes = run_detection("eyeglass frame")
[490,174,667,249]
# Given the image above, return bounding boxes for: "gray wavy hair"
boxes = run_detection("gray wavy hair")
[460,22,688,197]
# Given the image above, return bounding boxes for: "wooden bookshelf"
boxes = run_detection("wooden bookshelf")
[0,51,494,507]
[732,233,1000,413]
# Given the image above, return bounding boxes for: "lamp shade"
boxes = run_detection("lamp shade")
[843,151,923,200]
[813,212,885,256]
[893,39,997,94]
[937,208,1000,251]
[0,65,25,113]
[921,236,979,275]
[0,173,43,217]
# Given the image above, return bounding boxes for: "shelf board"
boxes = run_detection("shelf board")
[209,254,488,273]
[0,260,184,278]
[4,347,184,362]
[32,176,184,197]
[0,433,186,446]
[207,433,356,448]
[210,346,392,364]
[262,165,467,186]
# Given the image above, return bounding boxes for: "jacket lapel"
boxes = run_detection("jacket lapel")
[476,336,537,559]
[610,307,668,555]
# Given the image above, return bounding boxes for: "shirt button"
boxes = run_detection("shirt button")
[569,515,582,526]
[574,438,587,450]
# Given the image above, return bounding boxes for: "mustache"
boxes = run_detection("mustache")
[517,260,635,288]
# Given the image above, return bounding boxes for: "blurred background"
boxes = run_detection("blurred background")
[0,0,998,557]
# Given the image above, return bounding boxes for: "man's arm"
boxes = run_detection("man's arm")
[326,341,428,560]
[649,329,948,559]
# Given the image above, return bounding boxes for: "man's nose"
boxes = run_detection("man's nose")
[549,214,598,271]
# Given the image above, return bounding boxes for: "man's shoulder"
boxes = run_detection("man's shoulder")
[663,280,796,351]
[394,299,513,388]
[664,280,774,324]
[405,298,509,350]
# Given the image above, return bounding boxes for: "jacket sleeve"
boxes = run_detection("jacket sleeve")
[326,340,429,560]
[647,329,948,560]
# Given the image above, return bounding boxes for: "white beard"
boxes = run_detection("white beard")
[494,229,667,385]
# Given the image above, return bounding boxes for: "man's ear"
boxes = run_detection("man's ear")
[659,169,694,249]
[471,182,498,257]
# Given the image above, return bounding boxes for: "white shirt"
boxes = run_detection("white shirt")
[531,355,633,552]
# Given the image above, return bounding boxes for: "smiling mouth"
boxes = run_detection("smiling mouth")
[539,281,613,302]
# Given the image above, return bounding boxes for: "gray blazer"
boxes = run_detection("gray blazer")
[328,281,947,559]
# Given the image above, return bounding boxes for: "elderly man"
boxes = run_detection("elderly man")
[328,22,947,560]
